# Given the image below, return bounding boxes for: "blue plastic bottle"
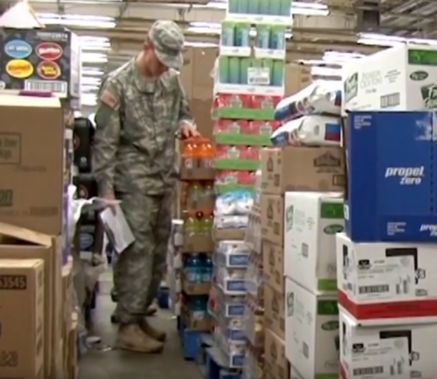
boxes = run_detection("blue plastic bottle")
[204,256,213,282]
[185,255,202,283]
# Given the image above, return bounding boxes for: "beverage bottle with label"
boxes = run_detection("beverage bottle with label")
[204,256,213,282]
[188,182,202,210]
[200,213,214,235]
[202,184,215,214]
[185,212,199,236]
[182,139,199,170]
[190,296,207,320]
[199,138,216,169]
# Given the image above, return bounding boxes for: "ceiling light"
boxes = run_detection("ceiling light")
[292,1,329,16]
[36,12,115,28]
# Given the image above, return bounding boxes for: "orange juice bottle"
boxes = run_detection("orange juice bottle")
[182,139,199,169]
[198,138,216,169]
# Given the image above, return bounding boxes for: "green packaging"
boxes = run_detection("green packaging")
[229,57,241,84]
[237,0,249,14]
[221,22,235,46]
[280,0,291,16]
[235,23,250,47]
[270,26,286,50]
[259,0,270,15]
[270,0,281,15]
[256,25,270,48]
[229,0,239,13]
[272,60,284,86]
[262,59,274,85]
[248,0,260,14]
[219,56,230,84]
[240,58,252,84]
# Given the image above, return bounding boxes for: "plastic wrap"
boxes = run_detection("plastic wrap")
[214,215,249,229]
[215,191,254,216]
[215,265,247,295]
[216,240,251,268]
[271,115,342,147]
[275,81,342,121]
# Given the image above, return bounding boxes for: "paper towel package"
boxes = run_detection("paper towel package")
[345,111,437,242]
[337,233,437,322]
[340,308,437,379]
[343,44,437,114]
[285,278,339,379]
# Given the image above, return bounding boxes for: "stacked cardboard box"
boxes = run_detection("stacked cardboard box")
[260,145,345,379]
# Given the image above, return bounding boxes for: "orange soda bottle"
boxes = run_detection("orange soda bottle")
[182,138,200,169]
[198,138,216,169]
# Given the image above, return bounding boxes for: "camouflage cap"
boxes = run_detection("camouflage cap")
[149,20,184,70]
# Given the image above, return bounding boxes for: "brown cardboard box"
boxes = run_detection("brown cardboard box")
[261,147,345,195]
[264,329,290,379]
[183,234,214,253]
[0,259,44,379]
[0,222,62,378]
[284,63,312,96]
[181,306,212,331]
[263,240,284,294]
[261,194,284,246]
[264,285,285,339]
[182,276,211,296]
[213,228,247,241]
[0,96,65,234]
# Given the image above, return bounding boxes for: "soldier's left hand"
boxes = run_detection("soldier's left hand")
[180,122,200,139]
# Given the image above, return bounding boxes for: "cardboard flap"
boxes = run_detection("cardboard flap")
[0,1,45,28]
[0,222,53,246]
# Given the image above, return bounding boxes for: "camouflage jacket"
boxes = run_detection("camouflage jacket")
[93,59,193,196]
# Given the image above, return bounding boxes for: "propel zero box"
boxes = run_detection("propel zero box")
[0,27,80,98]
[285,278,339,379]
[337,233,437,321]
[261,194,284,246]
[284,192,344,293]
[261,147,345,195]
[340,308,437,379]
[264,329,290,379]
[343,44,437,113]
[264,284,285,339]
[346,111,437,242]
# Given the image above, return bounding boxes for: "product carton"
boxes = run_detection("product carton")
[0,259,44,379]
[0,222,62,378]
[261,146,345,195]
[284,192,344,293]
[263,240,284,293]
[285,278,339,379]
[0,95,65,235]
[346,111,437,242]
[264,329,290,379]
[261,194,284,246]
[264,284,285,339]
[340,307,437,379]
[343,44,437,113]
[337,233,437,322]
[0,27,80,99]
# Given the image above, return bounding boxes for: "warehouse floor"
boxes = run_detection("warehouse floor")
[78,273,199,379]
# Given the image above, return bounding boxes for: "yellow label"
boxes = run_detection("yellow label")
[6,59,34,79]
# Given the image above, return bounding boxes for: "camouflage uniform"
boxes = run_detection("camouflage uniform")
[93,21,193,325]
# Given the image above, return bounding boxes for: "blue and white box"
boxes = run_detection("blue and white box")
[346,111,437,242]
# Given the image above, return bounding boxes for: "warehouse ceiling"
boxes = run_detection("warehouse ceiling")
[3,0,437,105]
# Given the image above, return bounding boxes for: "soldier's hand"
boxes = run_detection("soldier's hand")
[180,122,200,139]
[103,193,118,215]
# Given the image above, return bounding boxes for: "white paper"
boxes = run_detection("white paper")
[99,204,135,254]
[247,67,270,86]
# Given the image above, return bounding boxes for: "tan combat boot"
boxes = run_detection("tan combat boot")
[117,324,164,353]
[139,319,167,342]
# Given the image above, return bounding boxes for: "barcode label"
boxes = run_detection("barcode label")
[24,80,68,96]
[359,285,390,294]
[380,93,400,108]
[248,67,270,86]
[353,366,384,376]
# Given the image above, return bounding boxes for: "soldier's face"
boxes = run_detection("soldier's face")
[144,46,169,77]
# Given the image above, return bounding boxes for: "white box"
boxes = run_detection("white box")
[285,278,339,379]
[337,233,437,322]
[343,44,437,113]
[284,192,344,293]
[340,307,437,379]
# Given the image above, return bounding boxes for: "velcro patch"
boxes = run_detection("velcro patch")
[100,89,120,110]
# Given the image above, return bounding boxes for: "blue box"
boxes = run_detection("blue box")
[346,111,437,242]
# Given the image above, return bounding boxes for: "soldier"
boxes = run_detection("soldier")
[93,20,198,353]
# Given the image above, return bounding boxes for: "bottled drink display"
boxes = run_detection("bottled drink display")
[184,253,213,284]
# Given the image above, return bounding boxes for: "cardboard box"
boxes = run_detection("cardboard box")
[337,232,437,322]
[284,192,344,293]
[179,160,215,180]
[182,234,214,253]
[264,329,290,379]
[0,222,62,378]
[343,44,437,113]
[0,28,80,98]
[182,276,211,296]
[181,306,212,331]
[0,95,65,235]
[340,307,437,379]
[261,147,345,195]
[346,111,437,242]
[285,278,339,379]
[263,240,284,294]
[0,259,44,379]
[284,63,312,96]
[213,228,246,241]
[261,194,284,246]
[264,284,285,339]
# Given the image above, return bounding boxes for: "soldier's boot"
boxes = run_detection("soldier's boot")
[146,302,158,316]
[117,324,164,353]
[139,319,167,342]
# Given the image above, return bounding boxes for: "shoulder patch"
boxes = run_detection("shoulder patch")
[100,89,120,110]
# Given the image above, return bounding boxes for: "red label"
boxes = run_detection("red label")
[37,61,61,80]
[36,42,63,61]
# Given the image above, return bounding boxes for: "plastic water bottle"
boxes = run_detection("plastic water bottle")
[204,256,213,282]
[184,256,196,283]
[190,296,207,320]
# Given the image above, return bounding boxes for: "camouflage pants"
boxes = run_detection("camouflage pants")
[113,190,172,324]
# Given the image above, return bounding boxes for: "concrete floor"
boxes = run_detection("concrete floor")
[78,276,200,379]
